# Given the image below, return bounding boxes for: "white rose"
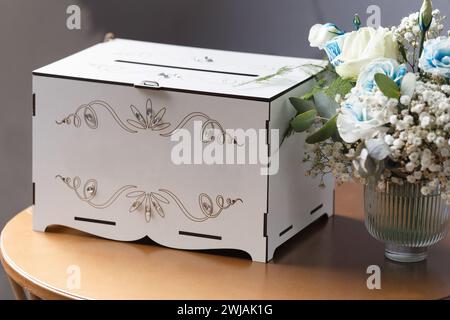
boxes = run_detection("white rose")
[308,23,343,49]
[334,27,399,79]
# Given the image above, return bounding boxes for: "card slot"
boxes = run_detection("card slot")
[115,59,259,78]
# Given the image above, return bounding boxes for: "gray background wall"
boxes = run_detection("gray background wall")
[0,0,447,299]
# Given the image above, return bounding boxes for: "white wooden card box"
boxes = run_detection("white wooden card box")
[32,39,333,262]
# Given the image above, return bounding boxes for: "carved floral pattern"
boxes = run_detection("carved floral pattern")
[56,175,243,223]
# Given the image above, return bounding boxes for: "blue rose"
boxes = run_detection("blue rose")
[324,35,345,66]
[419,37,450,78]
[337,93,389,143]
[357,58,407,92]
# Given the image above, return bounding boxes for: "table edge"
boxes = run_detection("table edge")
[0,209,87,300]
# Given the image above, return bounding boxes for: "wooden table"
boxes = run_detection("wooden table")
[1,183,450,300]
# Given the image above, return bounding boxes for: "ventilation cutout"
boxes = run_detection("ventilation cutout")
[32,93,36,116]
[74,217,116,226]
[279,225,293,237]
[179,230,222,240]
[310,204,324,215]
[32,182,35,205]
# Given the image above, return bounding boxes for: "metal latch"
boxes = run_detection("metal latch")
[135,80,161,89]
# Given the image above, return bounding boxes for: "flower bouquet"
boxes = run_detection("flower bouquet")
[289,0,450,262]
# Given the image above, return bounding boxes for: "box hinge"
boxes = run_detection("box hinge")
[32,182,35,205]
[32,93,36,117]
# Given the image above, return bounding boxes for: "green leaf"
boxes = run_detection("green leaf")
[313,92,339,119]
[305,114,338,144]
[324,77,354,99]
[289,97,315,114]
[374,73,400,99]
[300,78,327,100]
[291,110,317,133]
[280,124,295,146]
[301,86,322,100]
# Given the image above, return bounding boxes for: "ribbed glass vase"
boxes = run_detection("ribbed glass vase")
[364,179,450,263]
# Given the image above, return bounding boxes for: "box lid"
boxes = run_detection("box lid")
[33,39,326,101]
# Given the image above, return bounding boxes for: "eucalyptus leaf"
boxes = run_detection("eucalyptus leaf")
[305,114,338,144]
[374,73,400,99]
[366,138,391,160]
[324,77,354,99]
[301,86,322,100]
[289,97,315,114]
[291,110,317,133]
[313,92,339,119]
[281,124,295,146]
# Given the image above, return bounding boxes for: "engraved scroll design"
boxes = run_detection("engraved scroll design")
[56,99,237,144]
[56,175,243,223]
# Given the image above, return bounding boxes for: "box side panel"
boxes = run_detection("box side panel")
[32,76,269,261]
[267,79,334,261]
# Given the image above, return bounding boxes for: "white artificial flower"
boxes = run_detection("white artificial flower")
[334,27,400,79]
[405,162,416,172]
[414,171,422,179]
[387,98,399,109]
[403,115,414,125]
[409,152,420,162]
[420,115,431,127]
[393,139,405,149]
[400,95,412,105]
[404,32,414,42]
[421,149,432,168]
[389,115,398,124]
[337,96,389,143]
[308,23,344,49]
[421,186,431,195]
[399,131,408,141]
[411,103,425,114]
[427,132,437,142]
[429,164,441,172]
[441,85,450,94]
[384,134,395,145]
[444,166,450,175]
[436,136,446,147]
[413,137,423,146]
[441,148,450,157]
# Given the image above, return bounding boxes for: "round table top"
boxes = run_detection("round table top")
[1,183,450,300]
